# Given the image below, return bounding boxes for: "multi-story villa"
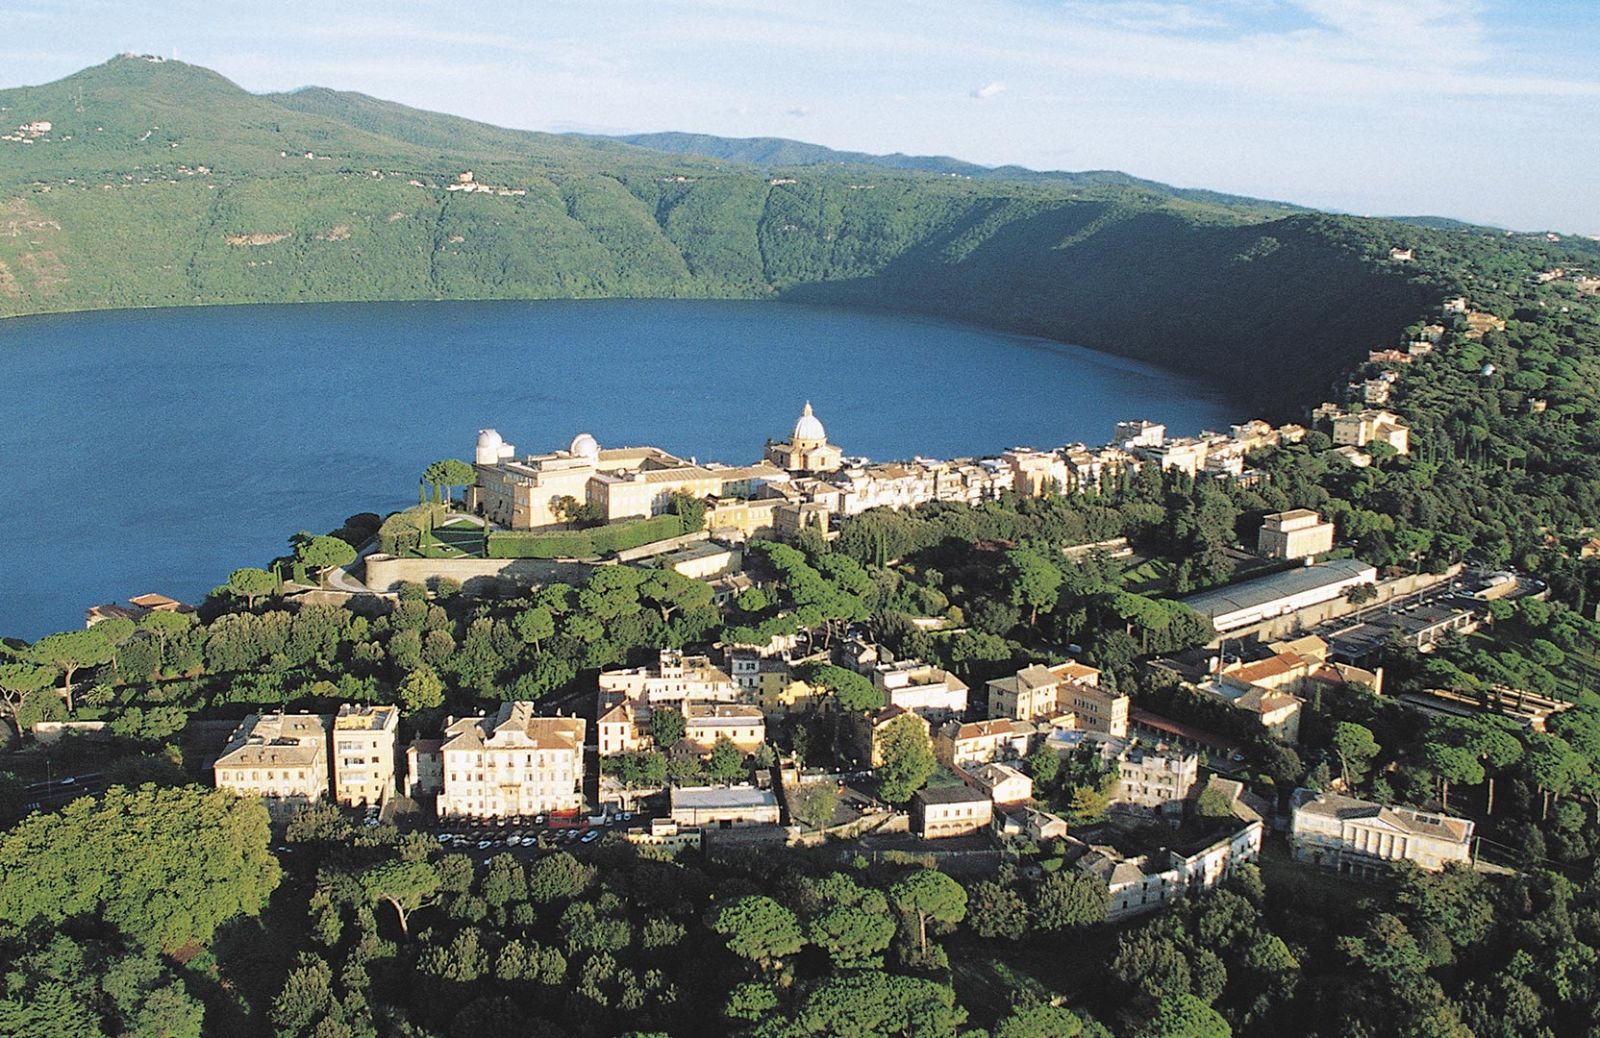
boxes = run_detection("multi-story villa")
[964,761,1033,807]
[468,429,787,530]
[1076,811,1264,922]
[1331,410,1411,455]
[683,702,767,753]
[331,704,399,808]
[912,785,994,839]
[437,703,585,819]
[597,649,738,705]
[1114,746,1200,810]
[934,716,1037,768]
[986,660,1104,724]
[1257,509,1335,560]
[848,706,931,768]
[1290,789,1474,877]
[213,712,330,820]
[597,700,648,757]
[872,658,969,721]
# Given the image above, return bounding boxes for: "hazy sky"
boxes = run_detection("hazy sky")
[3,0,1596,232]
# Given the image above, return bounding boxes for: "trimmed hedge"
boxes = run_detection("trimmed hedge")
[487,514,684,559]
[379,503,445,555]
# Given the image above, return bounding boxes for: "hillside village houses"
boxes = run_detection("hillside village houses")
[1331,409,1411,455]
[595,649,766,762]
[597,649,738,705]
[209,397,1452,908]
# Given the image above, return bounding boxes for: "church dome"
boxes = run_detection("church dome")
[569,432,601,460]
[792,401,827,443]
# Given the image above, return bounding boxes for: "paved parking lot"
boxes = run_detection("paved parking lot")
[424,814,650,860]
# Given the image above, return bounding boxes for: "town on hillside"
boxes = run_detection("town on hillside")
[138,318,1553,917]
[7,208,1600,1036]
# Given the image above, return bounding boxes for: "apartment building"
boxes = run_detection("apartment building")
[331,704,399,808]
[213,712,331,821]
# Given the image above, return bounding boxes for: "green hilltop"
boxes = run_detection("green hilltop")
[0,55,1589,411]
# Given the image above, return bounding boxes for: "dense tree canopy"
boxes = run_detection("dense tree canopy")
[0,784,278,950]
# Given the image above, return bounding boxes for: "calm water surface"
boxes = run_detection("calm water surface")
[0,299,1240,639]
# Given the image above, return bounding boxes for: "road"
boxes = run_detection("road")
[20,771,107,812]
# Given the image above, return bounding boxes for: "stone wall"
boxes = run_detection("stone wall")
[362,554,595,595]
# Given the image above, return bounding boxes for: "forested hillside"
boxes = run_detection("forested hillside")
[0,55,1590,412]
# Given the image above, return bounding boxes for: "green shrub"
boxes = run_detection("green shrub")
[379,504,445,555]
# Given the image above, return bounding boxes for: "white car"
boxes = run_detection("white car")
[580,830,599,843]
[476,839,492,849]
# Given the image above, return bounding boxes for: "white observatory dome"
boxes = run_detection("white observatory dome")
[475,428,505,465]
[792,401,827,443]
[569,432,601,460]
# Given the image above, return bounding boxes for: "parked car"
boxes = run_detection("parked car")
[580,830,599,843]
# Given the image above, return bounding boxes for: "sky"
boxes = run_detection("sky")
[2,0,1597,232]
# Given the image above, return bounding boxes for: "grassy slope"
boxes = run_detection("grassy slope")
[0,55,1505,413]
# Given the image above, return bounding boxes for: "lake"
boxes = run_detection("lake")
[0,299,1240,639]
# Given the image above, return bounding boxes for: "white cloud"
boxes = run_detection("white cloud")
[970,80,1007,100]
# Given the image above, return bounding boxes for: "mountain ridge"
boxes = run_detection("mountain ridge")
[607,131,1308,217]
[0,55,1591,415]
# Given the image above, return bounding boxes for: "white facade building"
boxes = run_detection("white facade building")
[438,703,585,820]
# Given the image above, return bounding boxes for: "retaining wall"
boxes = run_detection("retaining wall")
[362,554,596,594]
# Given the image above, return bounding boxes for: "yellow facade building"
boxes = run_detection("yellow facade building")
[332,704,399,808]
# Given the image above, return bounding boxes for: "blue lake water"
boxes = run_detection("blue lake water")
[0,299,1241,639]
